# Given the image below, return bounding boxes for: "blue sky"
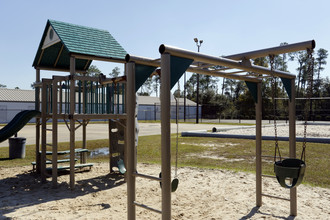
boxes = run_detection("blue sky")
[1,0,329,91]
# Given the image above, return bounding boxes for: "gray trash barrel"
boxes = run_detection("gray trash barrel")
[9,137,26,159]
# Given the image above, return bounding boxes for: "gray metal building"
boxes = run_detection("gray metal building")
[0,88,199,123]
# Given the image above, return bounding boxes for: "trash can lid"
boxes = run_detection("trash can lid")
[9,137,26,140]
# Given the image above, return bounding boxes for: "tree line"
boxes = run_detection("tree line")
[10,44,326,121]
[172,44,328,121]
[77,45,330,121]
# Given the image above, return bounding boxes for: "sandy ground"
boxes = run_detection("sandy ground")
[0,163,329,220]
[212,123,330,138]
[1,123,329,219]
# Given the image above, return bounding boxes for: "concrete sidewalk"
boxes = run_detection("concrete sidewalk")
[0,122,224,148]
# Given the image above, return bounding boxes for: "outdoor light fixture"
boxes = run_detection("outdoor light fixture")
[194,37,203,124]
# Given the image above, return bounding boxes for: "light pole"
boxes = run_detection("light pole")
[194,38,203,124]
[184,71,186,122]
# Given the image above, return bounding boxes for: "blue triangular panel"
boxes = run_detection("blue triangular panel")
[245,81,258,103]
[170,56,194,89]
[135,64,157,92]
[280,77,292,101]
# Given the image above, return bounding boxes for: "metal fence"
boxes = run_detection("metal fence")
[137,104,199,121]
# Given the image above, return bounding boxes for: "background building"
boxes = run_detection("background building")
[0,89,200,123]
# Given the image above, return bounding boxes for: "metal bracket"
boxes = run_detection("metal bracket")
[240,57,252,67]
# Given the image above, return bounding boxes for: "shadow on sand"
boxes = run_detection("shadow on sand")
[240,206,296,220]
[0,169,125,218]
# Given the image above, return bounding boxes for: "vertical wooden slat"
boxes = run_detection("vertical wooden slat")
[69,56,76,190]
[52,79,58,187]
[41,80,47,183]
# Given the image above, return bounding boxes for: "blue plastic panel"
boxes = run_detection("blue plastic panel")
[170,55,193,89]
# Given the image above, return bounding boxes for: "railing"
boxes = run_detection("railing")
[39,75,126,115]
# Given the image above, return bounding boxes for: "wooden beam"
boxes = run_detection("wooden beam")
[83,60,92,70]
[35,66,87,74]
[37,49,45,66]
[72,53,126,64]
[54,44,64,67]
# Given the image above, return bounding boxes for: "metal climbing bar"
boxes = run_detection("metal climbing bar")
[225,40,315,60]
[262,193,290,201]
[261,174,276,179]
[159,44,296,80]
[133,172,161,181]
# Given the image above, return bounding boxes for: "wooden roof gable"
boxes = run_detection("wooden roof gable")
[32,19,127,73]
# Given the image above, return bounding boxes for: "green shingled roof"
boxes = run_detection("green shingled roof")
[33,19,127,72]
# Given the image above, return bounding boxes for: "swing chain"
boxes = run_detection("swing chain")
[270,55,281,162]
[301,48,314,161]
[174,96,179,178]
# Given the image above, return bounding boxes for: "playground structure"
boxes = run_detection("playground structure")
[32,20,130,188]
[31,19,316,220]
[125,40,315,219]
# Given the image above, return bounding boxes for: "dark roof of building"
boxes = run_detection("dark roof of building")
[32,20,127,72]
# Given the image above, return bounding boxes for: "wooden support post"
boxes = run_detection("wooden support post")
[82,120,87,164]
[82,78,87,164]
[52,79,58,187]
[108,119,112,172]
[256,82,262,207]
[69,56,76,190]
[161,52,171,220]
[35,69,41,173]
[289,78,297,216]
[126,61,136,220]
[41,80,47,183]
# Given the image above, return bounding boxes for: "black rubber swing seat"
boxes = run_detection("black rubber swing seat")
[159,172,179,192]
[274,158,306,189]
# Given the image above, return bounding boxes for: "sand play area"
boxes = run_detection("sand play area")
[0,162,329,219]
[1,123,329,219]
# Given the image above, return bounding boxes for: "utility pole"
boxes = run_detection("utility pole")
[184,72,186,121]
[194,38,203,124]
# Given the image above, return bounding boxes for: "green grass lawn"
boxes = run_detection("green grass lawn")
[0,135,328,188]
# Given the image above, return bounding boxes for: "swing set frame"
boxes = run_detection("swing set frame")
[125,40,315,219]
